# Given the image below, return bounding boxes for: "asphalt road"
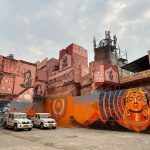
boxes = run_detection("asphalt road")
[0,126,150,150]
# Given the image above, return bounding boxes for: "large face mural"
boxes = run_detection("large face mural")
[124,89,148,116]
[44,87,150,132]
[122,88,150,131]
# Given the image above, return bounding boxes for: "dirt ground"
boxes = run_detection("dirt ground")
[0,125,150,150]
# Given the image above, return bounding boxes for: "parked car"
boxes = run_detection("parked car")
[2,112,33,131]
[31,113,57,129]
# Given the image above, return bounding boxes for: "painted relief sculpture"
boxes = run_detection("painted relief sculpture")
[20,70,32,88]
[34,84,42,96]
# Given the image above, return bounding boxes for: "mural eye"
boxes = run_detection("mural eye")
[137,97,142,101]
[129,97,133,101]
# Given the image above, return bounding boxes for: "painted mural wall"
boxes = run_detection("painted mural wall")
[120,70,150,83]
[0,100,35,121]
[44,87,150,132]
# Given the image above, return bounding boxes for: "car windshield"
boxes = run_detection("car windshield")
[14,114,26,119]
[40,114,50,119]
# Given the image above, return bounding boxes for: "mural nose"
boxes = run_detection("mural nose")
[133,98,138,104]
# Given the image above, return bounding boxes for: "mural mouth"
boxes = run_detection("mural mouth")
[129,109,142,113]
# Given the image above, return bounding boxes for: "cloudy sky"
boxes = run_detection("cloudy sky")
[0,0,150,63]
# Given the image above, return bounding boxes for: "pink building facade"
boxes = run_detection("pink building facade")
[36,43,119,99]
[0,55,36,102]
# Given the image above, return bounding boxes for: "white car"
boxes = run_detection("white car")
[2,112,33,131]
[31,113,57,129]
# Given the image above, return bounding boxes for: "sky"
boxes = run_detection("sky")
[0,0,150,63]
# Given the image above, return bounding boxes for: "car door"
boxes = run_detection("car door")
[7,114,12,126]
[34,115,39,125]
[37,115,41,125]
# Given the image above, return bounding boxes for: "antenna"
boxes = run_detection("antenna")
[118,45,121,58]
[113,35,117,48]
[93,37,96,48]
[117,45,128,63]
[125,49,128,63]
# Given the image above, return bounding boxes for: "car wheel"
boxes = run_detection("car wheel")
[3,122,8,129]
[52,127,56,129]
[28,128,32,131]
[14,124,18,132]
[40,123,44,129]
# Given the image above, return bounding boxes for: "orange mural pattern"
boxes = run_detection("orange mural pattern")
[52,99,67,118]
